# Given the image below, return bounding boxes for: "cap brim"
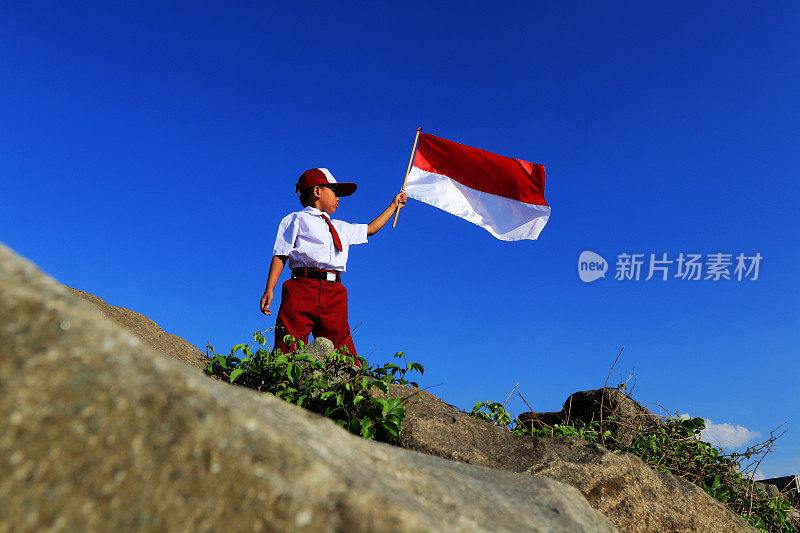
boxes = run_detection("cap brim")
[331,182,357,197]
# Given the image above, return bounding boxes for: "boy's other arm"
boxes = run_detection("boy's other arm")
[260,255,287,315]
[367,191,407,236]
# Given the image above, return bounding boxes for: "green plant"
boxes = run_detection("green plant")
[471,389,797,532]
[624,417,796,532]
[525,419,611,443]
[368,350,424,388]
[471,401,514,429]
[205,332,423,442]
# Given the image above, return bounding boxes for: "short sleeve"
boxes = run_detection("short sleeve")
[273,213,299,256]
[332,220,368,246]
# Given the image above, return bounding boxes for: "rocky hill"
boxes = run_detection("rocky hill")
[0,243,755,532]
[63,286,208,371]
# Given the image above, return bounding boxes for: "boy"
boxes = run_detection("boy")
[260,168,406,359]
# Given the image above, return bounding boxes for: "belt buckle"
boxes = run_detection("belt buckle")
[325,272,336,282]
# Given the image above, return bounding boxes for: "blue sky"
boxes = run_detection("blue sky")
[2,2,798,478]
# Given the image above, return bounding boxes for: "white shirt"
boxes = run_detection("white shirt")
[273,207,368,272]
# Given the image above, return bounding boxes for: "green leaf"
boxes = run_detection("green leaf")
[230,368,245,383]
[325,406,344,417]
[379,421,401,437]
[230,344,248,356]
[385,408,404,421]
[371,398,386,413]
[381,400,392,418]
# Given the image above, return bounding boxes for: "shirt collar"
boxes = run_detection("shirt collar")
[302,206,327,217]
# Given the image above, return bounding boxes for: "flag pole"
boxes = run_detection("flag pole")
[392,127,422,228]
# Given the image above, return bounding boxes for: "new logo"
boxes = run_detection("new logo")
[578,251,608,283]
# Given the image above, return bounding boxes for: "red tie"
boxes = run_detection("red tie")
[321,214,343,252]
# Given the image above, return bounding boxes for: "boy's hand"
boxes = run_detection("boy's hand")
[261,256,286,315]
[368,191,409,236]
[393,190,407,209]
[260,290,273,315]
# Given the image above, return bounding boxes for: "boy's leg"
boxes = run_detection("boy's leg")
[274,278,316,354]
[314,281,358,361]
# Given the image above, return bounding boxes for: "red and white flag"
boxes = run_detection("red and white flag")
[405,133,549,241]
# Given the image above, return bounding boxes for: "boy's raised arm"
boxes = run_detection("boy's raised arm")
[367,191,407,236]
[260,255,287,315]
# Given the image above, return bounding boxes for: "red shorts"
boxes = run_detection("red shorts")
[274,277,358,364]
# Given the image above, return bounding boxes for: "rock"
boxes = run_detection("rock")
[0,243,616,533]
[754,481,780,498]
[305,336,335,363]
[296,337,357,387]
[520,437,752,532]
[518,409,565,429]
[374,383,755,532]
[755,475,800,504]
[64,286,208,372]
[518,388,665,447]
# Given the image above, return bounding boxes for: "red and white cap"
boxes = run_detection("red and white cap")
[295,168,357,197]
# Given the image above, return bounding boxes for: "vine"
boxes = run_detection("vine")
[205,331,423,441]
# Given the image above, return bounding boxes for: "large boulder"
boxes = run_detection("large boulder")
[374,384,755,532]
[0,243,615,533]
[64,286,208,371]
